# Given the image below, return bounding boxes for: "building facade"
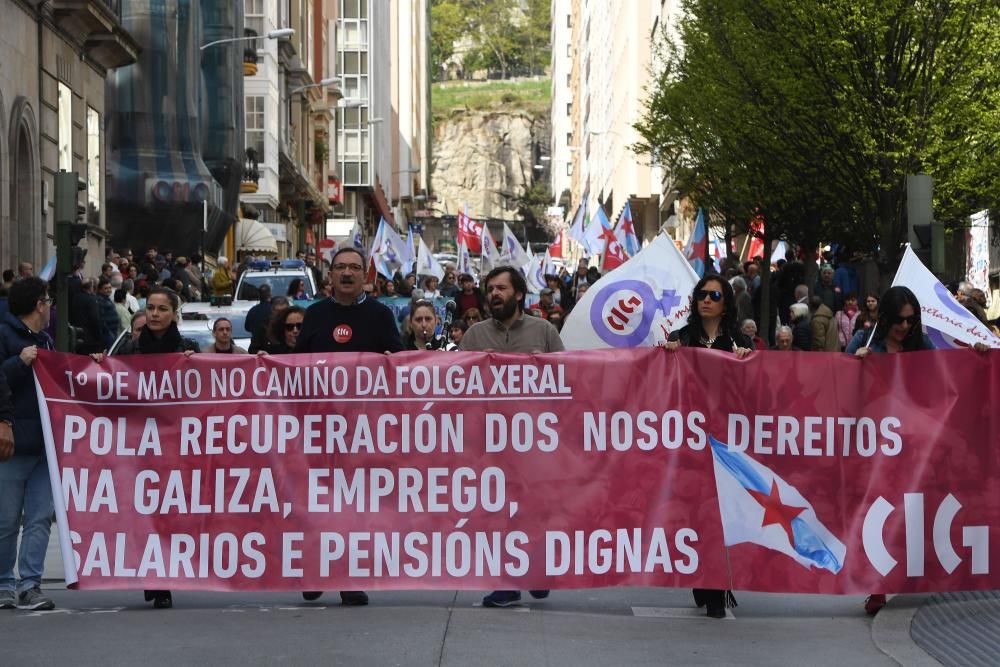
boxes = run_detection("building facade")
[550,0,684,254]
[0,0,137,272]
[240,0,333,260]
[332,0,429,241]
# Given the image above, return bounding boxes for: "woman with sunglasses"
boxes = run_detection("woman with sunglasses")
[92,286,198,609]
[661,273,752,618]
[846,286,932,615]
[262,306,306,355]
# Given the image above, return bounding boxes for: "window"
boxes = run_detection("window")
[245,96,265,161]
[567,132,572,145]
[566,73,570,86]
[566,102,572,116]
[567,14,571,28]
[57,82,72,171]
[567,163,573,176]
[341,0,366,19]
[566,43,571,57]
[244,0,264,47]
[86,107,100,225]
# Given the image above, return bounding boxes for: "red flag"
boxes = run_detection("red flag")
[601,225,626,270]
[549,230,563,258]
[365,256,377,284]
[457,210,483,254]
[747,214,765,261]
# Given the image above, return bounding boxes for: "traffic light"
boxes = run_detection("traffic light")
[54,171,87,353]
[55,172,87,273]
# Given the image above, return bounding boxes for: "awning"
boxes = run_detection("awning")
[235,219,278,255]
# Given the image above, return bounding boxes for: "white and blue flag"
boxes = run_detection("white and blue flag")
[710,436,846,574]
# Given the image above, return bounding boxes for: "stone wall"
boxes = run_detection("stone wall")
[432,110,550,220]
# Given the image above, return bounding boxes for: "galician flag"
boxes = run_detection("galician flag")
[581,205,609,257]
[560,232,699,350]
[616,202,640,257]
[892,245,1000,349]
[684,208,707,277]
[710,436,846,574]
[525,250,546,294]
[416,236,444,280]
[568,202,587,246]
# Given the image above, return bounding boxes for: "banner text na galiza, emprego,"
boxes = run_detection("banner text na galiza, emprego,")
[33,347,999,593]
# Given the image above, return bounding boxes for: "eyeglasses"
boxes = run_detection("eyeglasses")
[695,289,723,302]
[285,322,303,331]
[891,314,918,326]
[333,263,364,272]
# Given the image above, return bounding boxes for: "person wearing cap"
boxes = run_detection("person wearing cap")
[528,288,564,321]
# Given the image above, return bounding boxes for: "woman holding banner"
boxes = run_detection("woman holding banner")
[661,273,752,618]
[93,286,198,609]
[847,286,933,615]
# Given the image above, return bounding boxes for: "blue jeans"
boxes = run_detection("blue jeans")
[0,455,54,592]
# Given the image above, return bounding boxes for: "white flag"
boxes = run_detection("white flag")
[525,253,546,294]
[561,233,699,350]
[416,236,445,280]
[500,223,531,269]
[481,223,500,274]
[349,220,365,252]
[892,245,999,349]
[457,239,476,281]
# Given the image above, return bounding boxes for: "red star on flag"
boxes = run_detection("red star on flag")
[745,480,807,546]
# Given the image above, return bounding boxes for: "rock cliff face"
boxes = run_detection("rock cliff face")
[432,111,551,220]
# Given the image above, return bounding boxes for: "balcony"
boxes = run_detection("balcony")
[243,29,260,76]
[241,148,260,194]
[51,0,139,70]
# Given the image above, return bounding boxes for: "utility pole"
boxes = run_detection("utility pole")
[53,171,87,353]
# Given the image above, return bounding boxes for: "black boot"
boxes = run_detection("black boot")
[144,589,172,609]
[695,588,735,618]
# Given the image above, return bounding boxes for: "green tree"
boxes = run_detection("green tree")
[637,0,1000,266]
[430,1,465,80]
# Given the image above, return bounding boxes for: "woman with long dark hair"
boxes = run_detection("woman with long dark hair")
[853,292,880,335]
[846,287,930,355]
[662,273,752,618]
[93,286,198,609]
[260,306,306,355]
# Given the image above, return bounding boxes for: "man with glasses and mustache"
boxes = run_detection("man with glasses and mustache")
[294,247,402,607]
[459,266,562,607]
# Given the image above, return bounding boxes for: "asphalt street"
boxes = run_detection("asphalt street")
[3,586,902,666]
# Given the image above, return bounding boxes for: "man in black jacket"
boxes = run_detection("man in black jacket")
[0,277,55,610]
[295,248,401,606]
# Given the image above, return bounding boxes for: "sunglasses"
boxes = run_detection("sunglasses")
[890,314,918,326]
[285,322,303,331]
[695,289,723,303]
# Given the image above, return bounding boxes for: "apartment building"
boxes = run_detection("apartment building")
[0,0,137,271]
[550,0,684,251]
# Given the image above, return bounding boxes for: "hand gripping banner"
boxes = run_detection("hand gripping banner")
[33,348,999,593]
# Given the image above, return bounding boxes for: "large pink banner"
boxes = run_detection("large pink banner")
[33,348,999,593]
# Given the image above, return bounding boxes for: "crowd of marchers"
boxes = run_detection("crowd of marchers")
[0,242,997,616]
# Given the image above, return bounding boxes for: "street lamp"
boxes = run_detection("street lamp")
[200,27,294,50]
[367,118,384,125]
[289,76,341,96]
[337,98,366,108]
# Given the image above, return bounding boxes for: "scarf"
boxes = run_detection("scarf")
[137,322,183,354]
